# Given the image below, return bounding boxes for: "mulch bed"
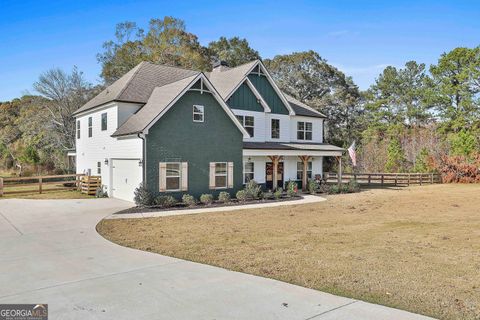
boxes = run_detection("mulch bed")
[114,195,307,215]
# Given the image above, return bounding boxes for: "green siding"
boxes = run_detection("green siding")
[145,91,244,199]
[248,74,289,115]
[227,82,264,112]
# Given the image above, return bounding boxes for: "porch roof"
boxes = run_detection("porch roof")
[243,142,344,157]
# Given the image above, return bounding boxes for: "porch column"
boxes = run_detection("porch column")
[336,156,343,185]
[268,155,282,190]
[298,155,311,191]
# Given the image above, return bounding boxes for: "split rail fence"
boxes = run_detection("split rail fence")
[325,172,441,186]
[0,174,101,197]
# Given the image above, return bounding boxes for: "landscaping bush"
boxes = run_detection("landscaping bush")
[218,191,231,203]
[133,183,154,207]
[236,189,247,202]
[244,180,262,200]
[327,184,341,194]
[154,195,177,208]
[307,179,319,194]
[274,188,283,199]
[286,180,298,198]
[262,191,274,200]
[347,179,361,193]
[182,194,196,207]
[200,193,214,205]
[95,186,108,198]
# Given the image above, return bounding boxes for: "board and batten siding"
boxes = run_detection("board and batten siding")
[145,91,244,199]
[227,82,264,112]
[75,102,143,195]
[247,74,289,115]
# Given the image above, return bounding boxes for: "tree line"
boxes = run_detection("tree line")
[1,16,479,179]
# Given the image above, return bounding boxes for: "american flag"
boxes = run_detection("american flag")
[348,141,357,167]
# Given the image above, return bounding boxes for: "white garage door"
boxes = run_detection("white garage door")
[112,159,142,202]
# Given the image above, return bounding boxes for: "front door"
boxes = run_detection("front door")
[265,162,284,190]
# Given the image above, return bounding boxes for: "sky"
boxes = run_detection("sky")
[0,0,479,101]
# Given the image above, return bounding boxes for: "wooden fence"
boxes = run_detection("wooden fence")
[0,174,86,197]
[325,172,441,186]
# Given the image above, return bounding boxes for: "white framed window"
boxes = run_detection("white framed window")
[193,105,204,122]
[101,113,108,131]
[297,121,312,140]
[209,162,234,189]
[236,115,254,137]
[244,162,254,183]
[166,163,181,191]
[271,119,280,139]
[97,161,101,175]
[76,120,81,139]
[88,117,93,138]
[297,161,312,180]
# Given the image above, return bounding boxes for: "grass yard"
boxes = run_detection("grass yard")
[97,184,480,320]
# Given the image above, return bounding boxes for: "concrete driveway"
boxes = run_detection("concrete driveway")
[0,199,434,320]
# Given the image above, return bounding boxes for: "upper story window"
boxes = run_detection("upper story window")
[193,105,204,122]
[76,120,81,139]
[88,117,93,138]
[271,119,280,139]
[297,121,312,140]
[236,115,254,137]
[101,113,108,131]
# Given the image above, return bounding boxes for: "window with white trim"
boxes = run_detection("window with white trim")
[88,117,93,138]
[193,105,204,122]
[97,162,101,175]
[215,162,227,188]
[76,120,81,139]
[297,121,312,140]
[101,113,108,131]
[166,163,181,191]
[236,115,254,137]
[297,161,312,180]
[271,119,280,139]
[244,162,254,183]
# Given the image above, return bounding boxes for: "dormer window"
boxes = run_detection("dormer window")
[193,105,204,122]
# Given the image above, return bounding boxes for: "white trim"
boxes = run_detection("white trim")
[143,74,250,139]
[244,78,271,112]
[193,105,204,123]
[243,149,343,157]
[73,101,119,118]
[223,60,295,116]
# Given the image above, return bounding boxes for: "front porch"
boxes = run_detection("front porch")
[242,142,345,191]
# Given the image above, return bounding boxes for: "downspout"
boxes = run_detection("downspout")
[137,132,146,187]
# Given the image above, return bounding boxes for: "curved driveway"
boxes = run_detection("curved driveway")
[0,199,433,319]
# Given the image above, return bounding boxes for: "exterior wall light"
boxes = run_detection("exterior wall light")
[104,159,109,165]
[138,160,143,167]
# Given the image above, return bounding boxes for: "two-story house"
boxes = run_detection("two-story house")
[73,60,343,202]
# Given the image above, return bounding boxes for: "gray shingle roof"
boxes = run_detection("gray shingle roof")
[112,74,199,137]
[73,62,199,115]
[283,93,326,118]
[207,60,258,99]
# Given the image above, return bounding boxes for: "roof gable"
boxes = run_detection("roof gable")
[112,74,249,138]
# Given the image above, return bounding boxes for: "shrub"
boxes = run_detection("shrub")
[95,186,108,198]
[182,194,196,207]
[262,191,274,200]
[133,183,154,207]
[347,179,361,193]
[307,179,317,194]
[274,188,283,199]
[286,180,298,198]
[236,189,247,202]
[244,180,262,200]
[154,195,177,208]
[218,191,231,203]
[200,193,214,205]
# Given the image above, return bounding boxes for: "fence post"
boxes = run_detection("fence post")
[0,177,3,197]
[381,174,384,186]
[431,173,434,184]
[368,174,371,185]
[395,174,398,186]
[420,174,423,185]
[39,177,43,194]
[407,173,410,186]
